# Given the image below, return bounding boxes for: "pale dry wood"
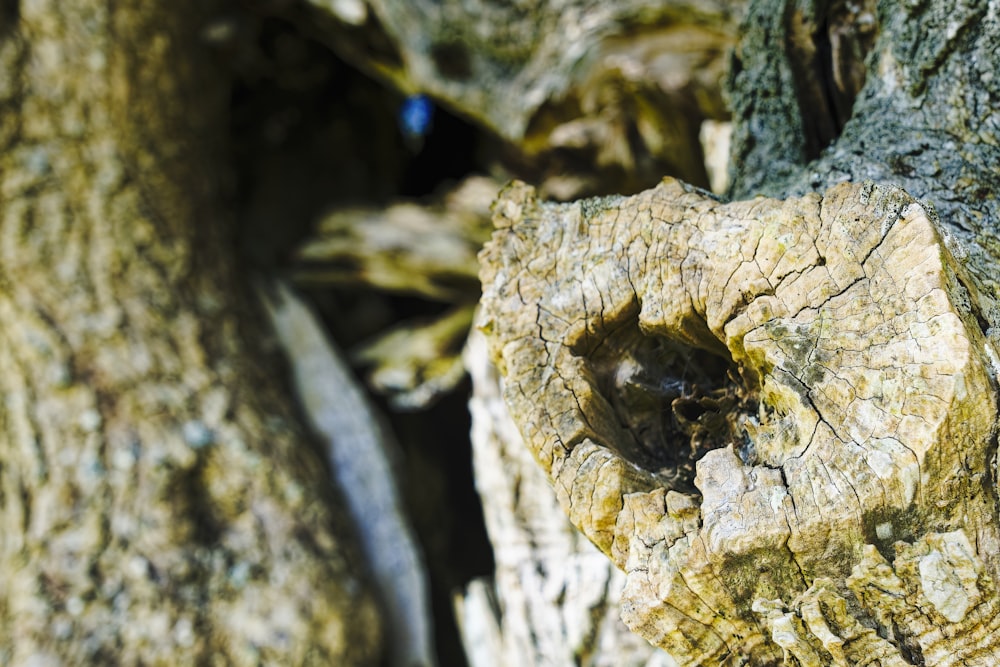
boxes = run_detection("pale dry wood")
[354,304,475,410]
[260,282,436,667]
[461,328,677,667]
[294,176,497,408]
[479,178,1000,665]
[295,176,498,301]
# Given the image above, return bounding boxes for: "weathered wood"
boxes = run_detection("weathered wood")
[7,0,1000,663]
[293,176,495,408]
[295,176,497,302]
[461,329,677,667]
[355,304,475,410]
[479,178,1000,664]
[479,0,1000,663]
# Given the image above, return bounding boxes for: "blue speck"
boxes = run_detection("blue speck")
[183,420,215,449]
[399,94,434,140]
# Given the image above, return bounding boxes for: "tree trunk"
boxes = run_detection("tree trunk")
[6,0,1000,664]
[478,0,1000,665]
[0,2,380,664]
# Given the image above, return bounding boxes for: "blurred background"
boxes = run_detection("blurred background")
[223,1,742,664]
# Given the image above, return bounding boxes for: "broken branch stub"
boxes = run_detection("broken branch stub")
[478,178,1000,664]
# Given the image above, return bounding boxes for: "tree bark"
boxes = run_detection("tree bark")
[478,0,1000,664]
[461,329,677,666]
[7,0,1000,664]
[0,2,380,664]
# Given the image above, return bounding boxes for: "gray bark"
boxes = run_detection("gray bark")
[728,0,1000,318]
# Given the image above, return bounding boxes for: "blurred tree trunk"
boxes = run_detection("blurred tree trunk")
[0,2,381,664]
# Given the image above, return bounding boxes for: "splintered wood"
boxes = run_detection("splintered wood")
[478,178,1000,665]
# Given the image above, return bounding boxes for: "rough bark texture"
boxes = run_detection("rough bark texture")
[462,329,676,667]
[478,0,1000,664]
[0,2,380,664]
[728,0,1000,324]
[480,177,1000,664]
